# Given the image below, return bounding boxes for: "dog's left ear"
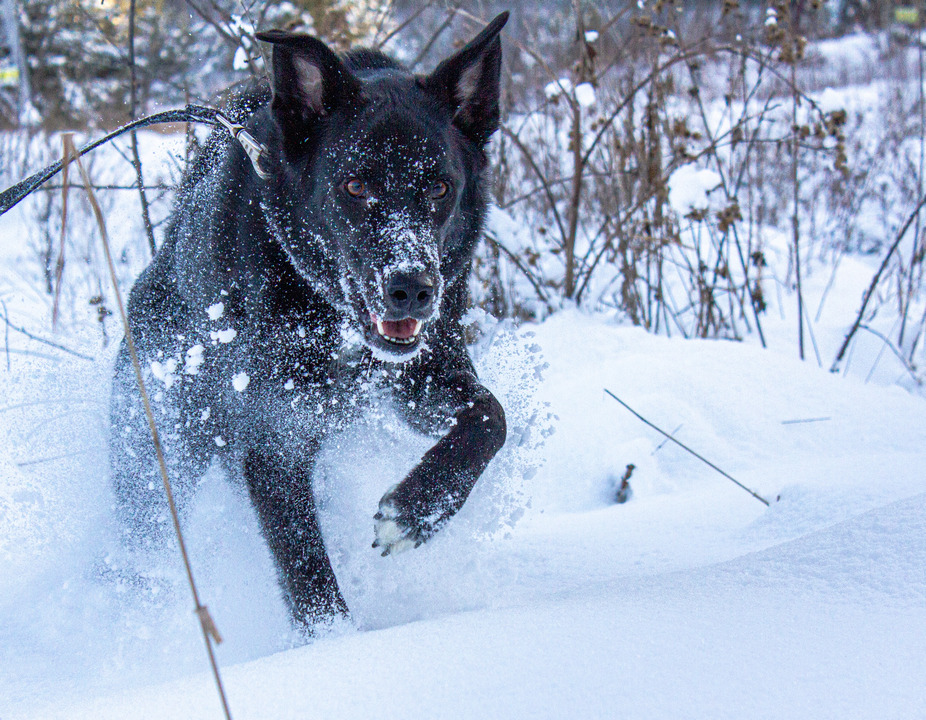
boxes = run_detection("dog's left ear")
[255,30,362,139]
[423,12,509,146]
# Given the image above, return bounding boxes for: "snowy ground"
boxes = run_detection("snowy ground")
[1,302,924,718]
[2,38,926,717]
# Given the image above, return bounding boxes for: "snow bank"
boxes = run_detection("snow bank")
[1,310,925,719]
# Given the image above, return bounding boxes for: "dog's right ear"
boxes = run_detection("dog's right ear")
[255,31,362,138]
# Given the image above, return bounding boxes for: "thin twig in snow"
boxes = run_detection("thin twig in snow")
[0,306,94,361]
[831,191,926,372]
[604,388,771,507]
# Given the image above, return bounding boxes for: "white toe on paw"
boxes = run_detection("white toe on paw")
[374,502,419,556]
[375,517,403,544]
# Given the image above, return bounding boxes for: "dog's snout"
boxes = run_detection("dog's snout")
[385,272,436,317]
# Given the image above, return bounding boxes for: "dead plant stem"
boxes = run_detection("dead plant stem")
[63,135,233,720]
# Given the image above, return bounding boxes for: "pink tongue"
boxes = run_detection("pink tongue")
[380,318,418,339]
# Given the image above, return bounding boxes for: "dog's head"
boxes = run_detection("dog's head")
[256,13,508,361]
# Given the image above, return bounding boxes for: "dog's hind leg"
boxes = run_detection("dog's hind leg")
[109,341,211,556]
[243,445,348,628]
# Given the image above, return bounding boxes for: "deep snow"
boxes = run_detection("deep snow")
[1,308,925,719]
[2,40,926,716]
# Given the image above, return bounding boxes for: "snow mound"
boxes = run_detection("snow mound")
[2,312,925,719]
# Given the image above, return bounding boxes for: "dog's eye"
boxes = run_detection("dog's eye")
[430,180,450,200]
[344,178,366,198]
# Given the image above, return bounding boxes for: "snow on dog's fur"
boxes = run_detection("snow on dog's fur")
[109,13,509,629]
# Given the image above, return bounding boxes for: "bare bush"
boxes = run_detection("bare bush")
[481,2,842,344]
[3,0,926,383]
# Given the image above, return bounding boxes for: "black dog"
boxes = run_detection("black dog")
[109,13,509,626]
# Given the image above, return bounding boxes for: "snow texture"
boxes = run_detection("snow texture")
[206,302,225,321]
[574,82,596,107]
[184,345,205,375]
[232,372,250,393]
[544,78,572,100]
[1,311,924,719]
[668,164,722,215]
[210,329,237,344]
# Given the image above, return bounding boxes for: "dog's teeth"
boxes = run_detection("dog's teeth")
[374,318,422,345]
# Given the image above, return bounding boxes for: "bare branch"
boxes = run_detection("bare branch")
[831,191,926,372]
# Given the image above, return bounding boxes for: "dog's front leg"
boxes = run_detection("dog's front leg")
[244,443,349,625]
[374,369,506,555]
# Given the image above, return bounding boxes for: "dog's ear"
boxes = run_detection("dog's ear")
[255,30,362,137]
[423,12,508,146]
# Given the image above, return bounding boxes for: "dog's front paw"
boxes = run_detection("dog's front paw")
[372,489,424,557]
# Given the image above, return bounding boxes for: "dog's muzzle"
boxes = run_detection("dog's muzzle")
[367,269,439,351]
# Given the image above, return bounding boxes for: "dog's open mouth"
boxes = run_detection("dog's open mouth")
[370,314,423,346]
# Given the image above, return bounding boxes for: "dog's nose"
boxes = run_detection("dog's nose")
[384,271,436,317]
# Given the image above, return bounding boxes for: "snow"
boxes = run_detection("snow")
[1,309,925,719]
[668,165,722,215]
[231,372,250,392]
[810,33,881,71]
[206,302,225,321]
[574,82,596,108]
[184,345,205,375]
[542,79,595,107]
[150,358,178,389]
[232,47,250,72]
[544,78,572,100]
[210,329,237,344]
